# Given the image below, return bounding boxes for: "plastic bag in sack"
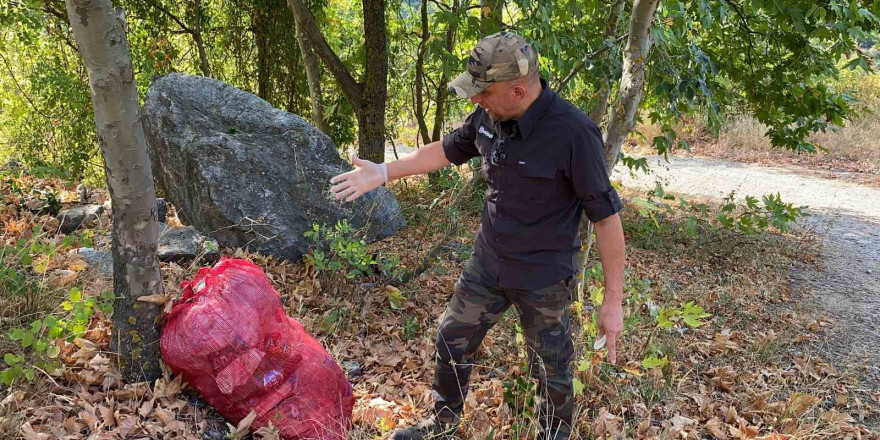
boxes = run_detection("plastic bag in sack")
[160,258,354,439]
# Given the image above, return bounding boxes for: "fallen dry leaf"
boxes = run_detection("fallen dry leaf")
[227,410,257,439]
[20,422,50,440]
[784,393,818,417]
[137,293,169,305]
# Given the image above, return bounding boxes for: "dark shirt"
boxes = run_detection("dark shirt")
[442,79,623,290]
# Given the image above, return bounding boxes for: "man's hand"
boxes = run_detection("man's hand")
[329,153,388,202]
[596,299,623,364]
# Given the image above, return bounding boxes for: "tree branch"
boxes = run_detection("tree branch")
[555,33,628,92]
[144,0,192,34]
[0,51,53,119]
[286,0,364,109]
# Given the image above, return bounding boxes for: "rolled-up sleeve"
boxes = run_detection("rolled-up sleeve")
[442,110,480,166]
[570,122,623,222]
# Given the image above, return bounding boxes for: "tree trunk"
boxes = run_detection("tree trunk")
[414,0,432,145]
[359,0,388,163]
[603,0,659,172]
[430,0,460,142]
[64,0,164,382]
[480,0,503,35]
[192,0,212,77]
[254,13,270,100]
[286,0,387,163]
[588,0,626,126]
[293,20,327,133]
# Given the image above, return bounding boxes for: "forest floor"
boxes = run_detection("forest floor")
[1,154,878,439]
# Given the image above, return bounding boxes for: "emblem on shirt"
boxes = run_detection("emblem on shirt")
[478,125,495,139]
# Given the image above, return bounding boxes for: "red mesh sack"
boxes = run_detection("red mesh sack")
[160,258,354,439]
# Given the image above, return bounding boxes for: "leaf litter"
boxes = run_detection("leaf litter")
[0,173,877,439]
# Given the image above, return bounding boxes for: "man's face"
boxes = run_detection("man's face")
[470,81,520,121]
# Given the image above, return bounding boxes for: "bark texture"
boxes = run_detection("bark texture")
[293,19,327,133]
[64,0,164,382]
[603,0,659,171]
[286,0,388,163]
[589,0,626,126]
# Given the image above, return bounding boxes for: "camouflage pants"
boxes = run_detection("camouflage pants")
[432,256,575,439]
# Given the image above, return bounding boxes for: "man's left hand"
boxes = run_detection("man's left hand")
[597,300,623,364]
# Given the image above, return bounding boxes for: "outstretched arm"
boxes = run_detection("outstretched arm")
[329,140,450,201]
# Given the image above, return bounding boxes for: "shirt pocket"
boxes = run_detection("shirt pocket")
[512,161,558,203]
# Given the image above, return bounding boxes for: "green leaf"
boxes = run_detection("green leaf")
[3,353,21,366]
[641,355,669,369]
[0,367,20,385]
[24,368,35,381]
[20,332,34,348]
[8,328,25,341]
[681,301,711,328]
[572,377,585,396]
[386,286,405,310]
[68,287,82,302]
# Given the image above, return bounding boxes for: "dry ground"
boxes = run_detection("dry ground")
[1,169,877,439]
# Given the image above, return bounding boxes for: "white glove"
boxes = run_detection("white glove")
[329,152,388,202]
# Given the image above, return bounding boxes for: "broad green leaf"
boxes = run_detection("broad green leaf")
[572,378,585,396]
[641,355,669,369]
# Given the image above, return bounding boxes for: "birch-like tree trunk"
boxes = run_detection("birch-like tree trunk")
[603,0,660,171]
[293,19,328,133]
[64,0,164,382]
[576,0,659,300]
[589,0,626,126]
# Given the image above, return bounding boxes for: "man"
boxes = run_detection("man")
[329,32,626,440]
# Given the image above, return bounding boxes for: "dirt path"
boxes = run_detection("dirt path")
[613,155,880,393]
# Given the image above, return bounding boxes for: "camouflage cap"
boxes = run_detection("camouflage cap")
[449,31,539,99]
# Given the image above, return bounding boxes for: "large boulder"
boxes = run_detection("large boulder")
[141,74,405,260]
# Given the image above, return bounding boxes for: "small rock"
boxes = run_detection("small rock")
[3,158,21,171]
[487,366,506,379]
[359,282,376,292]
[156,198,167,223]
[78,247,113,277]
[343,360,362,380]
[158,226,201,262]
[76,184,90,204]
[58,204,104,234]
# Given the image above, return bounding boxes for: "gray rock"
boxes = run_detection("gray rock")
[142,73,405,262]
[158,226,201,261]
[342,360,362,380]
[3,158,21,171]
[78,248,113,277]
[58,204,104,234]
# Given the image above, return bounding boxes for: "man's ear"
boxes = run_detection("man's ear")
[513,83,527,101]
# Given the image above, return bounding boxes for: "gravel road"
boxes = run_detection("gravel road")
[613,154,880,396]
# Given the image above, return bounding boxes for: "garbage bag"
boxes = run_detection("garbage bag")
[160,258,354,439]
